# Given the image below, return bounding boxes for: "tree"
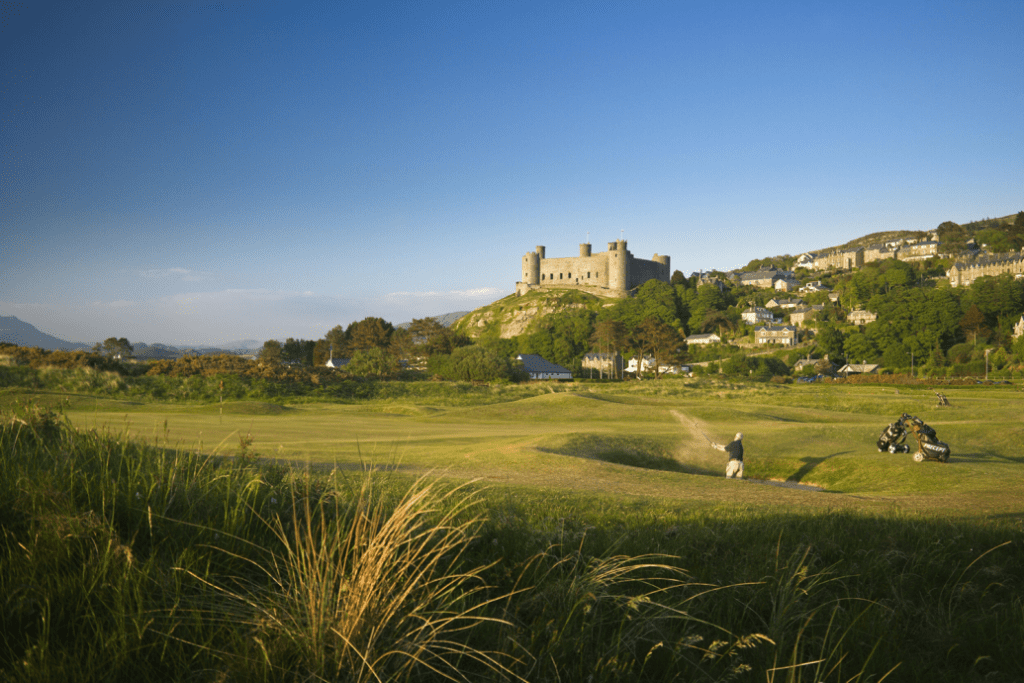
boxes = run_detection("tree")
[631,318,685,379]
[960,304,989,346]
[427,345,525,382]
[388,327,416,363]
[346,347,400,379]
[282,338,315,365]
[259,339,282,365]
[590,319,627,379]
[815,323,845,361]
[346,317,394,353]
[688,284,730,333]
[409,317,446,348]
[323,325,347,361]
[99,337,133,359]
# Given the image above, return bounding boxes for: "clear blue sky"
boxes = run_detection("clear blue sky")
[3,0,1022,346]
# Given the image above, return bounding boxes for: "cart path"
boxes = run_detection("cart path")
[670,409,824,492]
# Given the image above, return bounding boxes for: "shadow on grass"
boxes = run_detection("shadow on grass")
[949,451,1024,465]
[538,434,688,474]
[790,451,852,483]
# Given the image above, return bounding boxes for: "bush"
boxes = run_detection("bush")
[427,346,527,382]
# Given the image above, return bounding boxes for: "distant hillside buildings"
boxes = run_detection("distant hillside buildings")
[946,251,1024,287]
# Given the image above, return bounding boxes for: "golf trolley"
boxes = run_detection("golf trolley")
[876,413,951,463]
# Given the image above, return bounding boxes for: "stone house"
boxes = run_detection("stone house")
[773,276,801,292]
[766,297,804,310]
[581,352,623,377]
[848,309,878,325]
[789,305,824,327]
[812,247,864,271]
[741,306,774,325]
[737,268,792,289]
[947,251,1024,287]
[755,325,797,346]
[1013,315,1024,339]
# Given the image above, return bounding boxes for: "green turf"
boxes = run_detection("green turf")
[40,380,1023,518]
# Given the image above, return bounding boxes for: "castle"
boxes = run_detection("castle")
[515,240,670,298]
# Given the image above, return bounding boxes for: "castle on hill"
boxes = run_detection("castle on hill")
[516,240,670,298]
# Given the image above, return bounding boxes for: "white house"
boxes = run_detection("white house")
[838,362,879,376]
[800,280,830,294]
[626,356,688,376]
[686,332,721,345]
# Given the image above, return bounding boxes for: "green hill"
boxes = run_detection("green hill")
[453,289,617,340]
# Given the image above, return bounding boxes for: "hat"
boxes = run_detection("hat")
[735,432,743,441]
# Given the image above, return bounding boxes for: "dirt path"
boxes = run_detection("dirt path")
[669,409,823,492]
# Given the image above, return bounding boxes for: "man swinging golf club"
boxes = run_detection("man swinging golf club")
[710,432,744,478]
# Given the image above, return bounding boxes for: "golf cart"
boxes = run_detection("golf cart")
[876,413,951,463]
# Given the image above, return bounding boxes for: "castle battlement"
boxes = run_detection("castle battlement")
[516,240,670,298]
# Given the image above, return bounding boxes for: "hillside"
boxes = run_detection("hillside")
[453,289,615,339]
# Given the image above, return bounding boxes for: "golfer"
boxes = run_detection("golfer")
[711,433,744,478]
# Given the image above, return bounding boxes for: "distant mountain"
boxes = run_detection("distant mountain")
[0,316,90,351]
[397,311,470,330]
[213,339,263,352]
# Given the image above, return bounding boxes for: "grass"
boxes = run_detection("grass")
[2,380,1023,681]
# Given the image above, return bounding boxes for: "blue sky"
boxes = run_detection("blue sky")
[3,0,1022,346]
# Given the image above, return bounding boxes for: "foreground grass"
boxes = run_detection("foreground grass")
[2,403,1023,682]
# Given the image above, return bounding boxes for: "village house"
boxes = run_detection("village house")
[1013,315,1024,339]
[946,250,1024,287]
[765,297,804,310]
[795,253,816,269]
[896,240,940,261]
[741,306,774,325]
[838,362,880,376]
[789,305,824,327]
[812,247,864,271]
[799,280,830,294]
[755,325,797,346]
[694,272,727,291]
[773,276,801,292]
[862,243,896,264]
[737,267,792,289]
[517,354,572,380]
[626,356,687,376]
[581,352,623,378]
[686,332,721,345]
[848,309,878,325]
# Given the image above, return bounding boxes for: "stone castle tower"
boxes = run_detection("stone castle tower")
[516,240,670,298]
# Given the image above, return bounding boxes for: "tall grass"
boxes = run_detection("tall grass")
[181,474,522,682]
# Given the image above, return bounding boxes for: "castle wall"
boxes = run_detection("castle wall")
[536,254,610,288]
[517,240,670,297]
[627,255,669,289]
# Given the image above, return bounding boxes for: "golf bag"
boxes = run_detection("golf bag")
[878,413,951,462]
[876,421,910,453]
